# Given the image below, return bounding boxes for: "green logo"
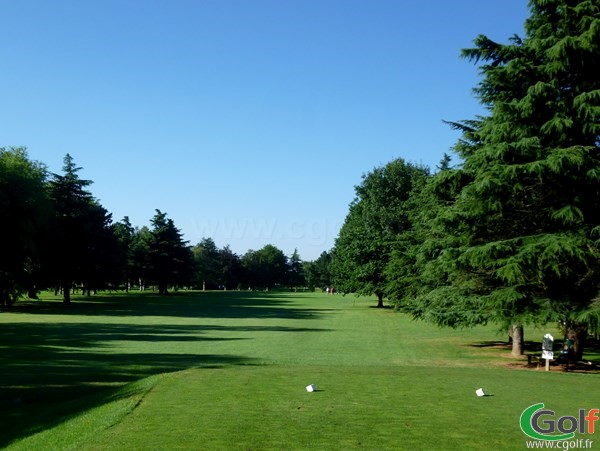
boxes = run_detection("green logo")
[520,403,599,441]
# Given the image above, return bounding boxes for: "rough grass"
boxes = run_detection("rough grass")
[1,291,598,450]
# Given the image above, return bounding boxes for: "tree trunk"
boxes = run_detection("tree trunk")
[509,324,524,356]
[158,282,168,295]
[63,283,71,305]
[564,321,587,362]
[28,286,38,299]
[376,293,384,308]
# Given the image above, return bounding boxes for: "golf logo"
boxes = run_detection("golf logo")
[520,403,598,442]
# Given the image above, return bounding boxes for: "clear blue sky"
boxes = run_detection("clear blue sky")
[1,0,528,260]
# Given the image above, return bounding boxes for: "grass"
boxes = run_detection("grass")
[0,290,598,450]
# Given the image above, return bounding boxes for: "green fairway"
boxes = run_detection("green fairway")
[1,291,598,450]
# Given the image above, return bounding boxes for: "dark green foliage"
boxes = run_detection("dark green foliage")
[331,158,429,307]
[242,245,288,290]
[305,251,332,291]
[129,226,153,290]
[217,245,243,290]
[49,154,117,303]
[0,147,51,305]
[287,249,305,290]
[148,210,194,295]
[192,238,220,290]
[112,217,136,290]
[0,147,313,299]
[394,0,600,359]
[386,157,467,319]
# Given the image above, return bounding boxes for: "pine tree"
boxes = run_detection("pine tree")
[386,155,467,318]
[404,0,600,360]
[49,154,114,304]
[287,249,305,291]
[148,210,194,294]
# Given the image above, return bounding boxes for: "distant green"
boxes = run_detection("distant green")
[1,291,597,450]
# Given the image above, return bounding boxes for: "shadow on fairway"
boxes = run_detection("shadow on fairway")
[0,323,256,448]
[469,340,511,348]
[0,292,332,447]
[7,290,336,320]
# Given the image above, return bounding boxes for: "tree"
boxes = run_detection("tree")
[130,226,152,291]
[78,202,118,295]
[386,155,465,310]
[49,154,114,304]
[192,238,220,290]
[331,158,429,307]
[400,0,600,360]
[112,216,135,290]
[217,245,243,290]
[242,245,288,290]
[148,210,194,294]
[287,249,305,291]
[305,251,332,291]
[0,147,51,306]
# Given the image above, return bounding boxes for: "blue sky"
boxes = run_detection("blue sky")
[1,0,528,260]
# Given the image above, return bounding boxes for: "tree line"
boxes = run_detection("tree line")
[330,0,600,361]
[3,0,598,361]
[0,150,324,305]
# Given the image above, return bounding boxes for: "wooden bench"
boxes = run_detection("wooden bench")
[526,354,544,366]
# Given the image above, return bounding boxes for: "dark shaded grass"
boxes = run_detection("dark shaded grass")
[0,291,328,447]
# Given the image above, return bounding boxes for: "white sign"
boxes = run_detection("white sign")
[542,333,554,351]
[542,350,554,360]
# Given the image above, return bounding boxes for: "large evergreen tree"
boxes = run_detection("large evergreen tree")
[148,210,194,294]
[49,154,115,304]
[287,249,305,291]
[400,0,600,360]
[386,155,467,316]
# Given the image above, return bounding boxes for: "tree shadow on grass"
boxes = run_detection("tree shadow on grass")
[469,339,600,369]
[0,321,259,447]
[6,290,337,321]
[0,296,332,447]
[469,340,511,348]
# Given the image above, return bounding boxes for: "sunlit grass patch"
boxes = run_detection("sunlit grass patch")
[1,291,598,450]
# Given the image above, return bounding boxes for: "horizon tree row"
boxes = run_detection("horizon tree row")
[0,150,310,305]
